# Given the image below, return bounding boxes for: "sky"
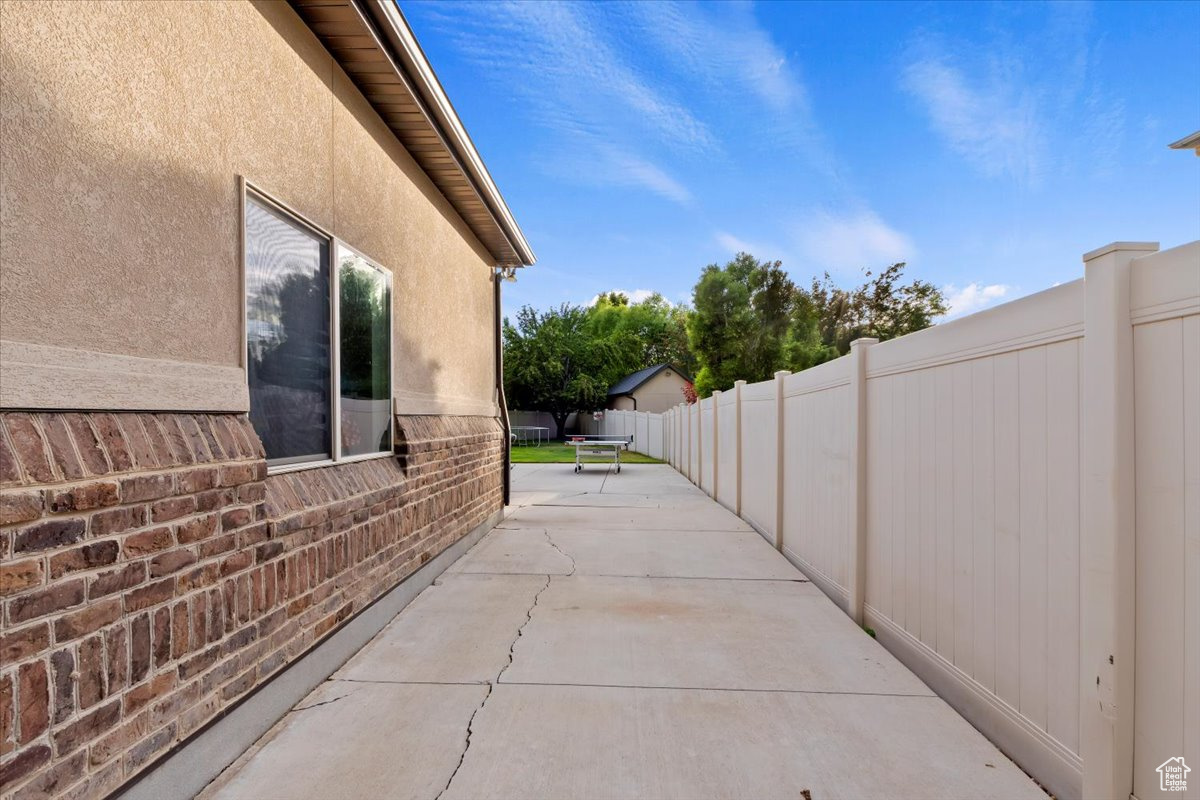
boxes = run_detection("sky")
[402,0,1200,320]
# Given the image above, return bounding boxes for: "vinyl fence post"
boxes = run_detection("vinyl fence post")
[734,380,745,516]
[847,338,877,625]
[711,390,721,499]
[1080,241,1156,800]
[773,370,790,551]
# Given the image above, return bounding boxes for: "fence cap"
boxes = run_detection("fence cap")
[1082,241,1159,262]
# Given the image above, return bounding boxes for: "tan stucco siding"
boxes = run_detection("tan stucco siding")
[0,0,497,416]
[630,369,689,414]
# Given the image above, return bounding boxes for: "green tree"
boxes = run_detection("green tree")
[784,262,947,371]
[687,253,794,396]
[585,292,696,377]
[503,304,630,438]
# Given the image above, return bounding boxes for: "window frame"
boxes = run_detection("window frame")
[240,177,395,475]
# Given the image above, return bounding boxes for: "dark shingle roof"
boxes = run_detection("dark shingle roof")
[607,364,691,397]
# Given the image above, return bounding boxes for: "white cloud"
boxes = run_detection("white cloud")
[588,289,657,306]
[792,211,915,274]
[714,231,756,255]
[940,283,1010,319]
[901,50,1043,185]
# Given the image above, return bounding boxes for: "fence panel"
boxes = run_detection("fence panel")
[698,397,715,494]
[647,413,663,460]
[781,359,852,602]
[716,391,738,510]
[739,379,777,542]
[1129,242,1200,800]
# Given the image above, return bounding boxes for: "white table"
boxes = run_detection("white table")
[569,437,631,473]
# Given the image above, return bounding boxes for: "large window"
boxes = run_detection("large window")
[244,189,392,469]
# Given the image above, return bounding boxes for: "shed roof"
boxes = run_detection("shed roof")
[290,0,535,267]
[608,364,692,397]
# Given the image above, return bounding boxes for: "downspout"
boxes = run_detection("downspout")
[494,270,511,505]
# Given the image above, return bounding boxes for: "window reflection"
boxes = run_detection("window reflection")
[245,199,331,464]
[338,247,392,456]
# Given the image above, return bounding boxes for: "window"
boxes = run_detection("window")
[244,188,393,469]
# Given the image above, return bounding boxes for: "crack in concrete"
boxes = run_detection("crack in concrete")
[543,530,577,576]
[292,686,362,713]
[435,574,553,800]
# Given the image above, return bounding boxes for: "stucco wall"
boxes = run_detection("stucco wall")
[628,369,689,414]
[0,0,497,416]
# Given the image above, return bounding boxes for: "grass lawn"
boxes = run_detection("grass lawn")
[509,442,663,464]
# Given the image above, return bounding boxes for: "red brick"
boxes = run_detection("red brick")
[151,496,195,523]
[199,533,235,559]
[89,562,146,599]
[46,481,119,513]
[207,418,240,462]
[54,597,121,641]
[153,606,172,668]
[90,505,147,536]
[11,748,85,800]
[0,490,43,525]
[120,473,174,503]
[153,416,194,465]
[0,558,44,596]
[37,414,86,482]
[123,578,174,612]
[178,466,219,494]
[64,413,111,475]
[0,429,20,486]
[177,644,219,680]
[220,507,252,531]
[0,743,50,788]
[124,720,175,772]
[105,625,129,693]
[195,487,235,512]
[125,672,176,715]
[150,549,197,578]
[7,579,85,623]
[219,463,257,487]
[130,613,151,683]
[0,673,14,757]
[219,550,253,578]
[12,518,86,554]
[121,526,174,557]
[176,562,220,594]
[77,635,105,709]
[171,602,189,659]
[4,414,55,483]
[50,648,75,724]
[91,414,133,472]
[1,622,49,665]
[49,540,119,579]
[176,512,219,544]
[17,660,48,744]
[117,415,159,471]
[178,416,215,463]
[191,592,208,649]
[52,699,119,757]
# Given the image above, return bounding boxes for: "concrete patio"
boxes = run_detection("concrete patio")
[199,463,1046,800]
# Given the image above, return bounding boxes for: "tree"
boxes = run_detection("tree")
[686,253,794,396]
[503,304,630,438]
[585,292,696,377]
[784,262,947,371]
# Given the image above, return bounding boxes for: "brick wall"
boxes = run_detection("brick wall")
[0,412,503,799]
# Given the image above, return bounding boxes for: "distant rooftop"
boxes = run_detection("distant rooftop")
[608,364,691,397]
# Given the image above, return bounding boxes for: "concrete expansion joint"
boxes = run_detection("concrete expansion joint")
[437,573,552,800]
[542,529,577,575]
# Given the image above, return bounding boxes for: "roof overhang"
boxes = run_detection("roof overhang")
[290,0,535,267]
[1168,130,1200,156]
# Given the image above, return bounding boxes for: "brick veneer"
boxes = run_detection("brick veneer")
[0,411,503,799]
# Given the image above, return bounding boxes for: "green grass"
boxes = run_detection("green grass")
[509,442,663,464]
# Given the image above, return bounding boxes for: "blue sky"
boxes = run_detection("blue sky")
[403,0,1200,319]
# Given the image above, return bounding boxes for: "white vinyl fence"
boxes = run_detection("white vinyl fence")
[611,241,1199,800]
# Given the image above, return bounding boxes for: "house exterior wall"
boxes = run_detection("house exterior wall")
[0,2,511,798]
[0,0,497,416]
[606,369,688,415]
